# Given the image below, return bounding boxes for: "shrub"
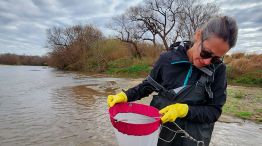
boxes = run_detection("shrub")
[47,24,103,71]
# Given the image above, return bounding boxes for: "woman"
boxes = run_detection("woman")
[107,16,238,146]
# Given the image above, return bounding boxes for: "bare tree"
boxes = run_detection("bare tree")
[179,0,220,40]
[128,0,184,51]
[110,14,143,58]
[128,6,158,46]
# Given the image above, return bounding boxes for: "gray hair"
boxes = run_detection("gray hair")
[201,16,238,49]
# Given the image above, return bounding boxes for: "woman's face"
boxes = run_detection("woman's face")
[191,31,230,68]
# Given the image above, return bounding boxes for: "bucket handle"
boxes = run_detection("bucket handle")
[158,122,205,146]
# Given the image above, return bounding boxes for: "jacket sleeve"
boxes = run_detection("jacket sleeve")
[124,54,165,102]
[185,64,227,123]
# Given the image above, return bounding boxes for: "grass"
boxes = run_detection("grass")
[105,57,153,78]
[223,86,262,123]
[227,70,262,87]
[106,64,151,78]
[236,111,252,119]
[232,91,245,99]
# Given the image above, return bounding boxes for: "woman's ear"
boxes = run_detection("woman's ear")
[194,29,202,42]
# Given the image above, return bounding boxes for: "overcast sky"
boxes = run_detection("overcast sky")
[0,0,261,56]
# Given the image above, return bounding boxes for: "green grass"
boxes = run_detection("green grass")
[227,70,262,87]
[105,58,153,78]
[107,58,134,68]
[106,64,151,77]
[236,111,252,119]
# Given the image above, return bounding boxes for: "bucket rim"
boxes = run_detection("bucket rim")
[109,102,161,136]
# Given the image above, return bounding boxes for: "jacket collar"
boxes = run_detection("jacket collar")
[170,44,190,64]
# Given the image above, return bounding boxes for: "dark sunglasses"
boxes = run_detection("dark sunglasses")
[200,36,222,64]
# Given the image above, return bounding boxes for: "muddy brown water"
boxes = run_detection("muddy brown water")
[0,65,261,146]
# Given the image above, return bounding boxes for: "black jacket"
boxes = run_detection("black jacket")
[125,45,227,123]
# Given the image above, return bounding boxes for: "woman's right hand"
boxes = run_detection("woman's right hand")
[107,91,128,107]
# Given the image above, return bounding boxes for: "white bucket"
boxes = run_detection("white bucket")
[109,103,161,146]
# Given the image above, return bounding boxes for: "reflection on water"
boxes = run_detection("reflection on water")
[0,65,261,146]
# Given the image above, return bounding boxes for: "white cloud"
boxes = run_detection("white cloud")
[0,0,144,55]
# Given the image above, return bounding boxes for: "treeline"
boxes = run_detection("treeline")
[46,24,163,72]
[0,53,47,66]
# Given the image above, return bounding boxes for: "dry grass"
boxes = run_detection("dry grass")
[225,54,262,73]
[94,39,131,61]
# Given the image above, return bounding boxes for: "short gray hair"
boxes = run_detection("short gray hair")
[201,16,238,49]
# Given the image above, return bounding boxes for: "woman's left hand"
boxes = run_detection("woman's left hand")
[159,103,189,123]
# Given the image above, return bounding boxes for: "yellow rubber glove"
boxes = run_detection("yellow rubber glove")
[159,103,189,124]
[107,91,128,107]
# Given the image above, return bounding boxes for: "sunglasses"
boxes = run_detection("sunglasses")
[200,36,222,64]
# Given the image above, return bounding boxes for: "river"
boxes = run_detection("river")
[0,65,261,146]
